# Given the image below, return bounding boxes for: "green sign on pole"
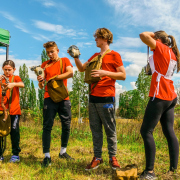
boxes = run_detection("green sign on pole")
[0,28,10,47]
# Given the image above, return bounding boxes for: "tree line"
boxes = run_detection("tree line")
[20,50,177,120]
[117,69,151,119]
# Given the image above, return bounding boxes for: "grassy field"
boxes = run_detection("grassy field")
[0,116,180,180]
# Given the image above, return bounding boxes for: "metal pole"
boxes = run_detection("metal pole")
[6,46,9,61]
[79,89,80,120]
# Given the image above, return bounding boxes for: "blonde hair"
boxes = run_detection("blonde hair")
[2,60,15,68]
[154,30,180,72]
[93,28,113,45]
[43,41,58,49]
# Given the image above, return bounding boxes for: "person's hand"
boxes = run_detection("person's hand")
[91,70,108,78]
[37,75,44,82]
[0,75,5,82]
[37,75,45,86]
[6,82,15,89]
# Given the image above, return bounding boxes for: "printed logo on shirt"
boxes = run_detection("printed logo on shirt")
[103,104,114,108]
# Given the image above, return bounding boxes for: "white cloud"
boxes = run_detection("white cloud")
[36,0,56,7]
[121,51,147,66]
[106,0,180,41]
[0,49,6,53]
[0,11,29,33]
[43,1,55,7]
[33,20,88,38]
[125,64,142,76]
[37,0,69,12]
[33,20,76,36]
[32,34,50,41]
[112,37,143,48]
[76,42,93,48]
[130,82,137,89]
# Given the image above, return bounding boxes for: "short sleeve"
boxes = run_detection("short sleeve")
[154,41,165,56]
[64,57,73,68]
[14,76,22,82]
[112,51,123,68]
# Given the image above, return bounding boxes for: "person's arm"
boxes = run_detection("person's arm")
[91,65,126,80]
[54,65,73,80]
[7,81,24,89]
[139,32,156,50]
[73,57,88,72]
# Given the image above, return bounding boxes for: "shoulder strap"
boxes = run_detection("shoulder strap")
[9,75,14,111]
[46,58,63,82]
[59,58,63,74]
[99,49,111,63]
[89,49,111,94]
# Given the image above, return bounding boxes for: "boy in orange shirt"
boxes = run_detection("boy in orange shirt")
[37,41,73,167]
[0,60,24,162]
[68,28,126,170]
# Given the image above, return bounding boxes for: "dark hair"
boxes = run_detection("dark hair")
[93,28,113,45]
[2,60,15,68]
[154,30,180,72]
[43,41,58,49]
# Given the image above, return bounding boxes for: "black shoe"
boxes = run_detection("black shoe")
[41,157,51,167]
[59,152,74,160]
[140,170,158,180]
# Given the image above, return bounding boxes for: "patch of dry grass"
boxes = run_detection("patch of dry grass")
[0,118,179,179]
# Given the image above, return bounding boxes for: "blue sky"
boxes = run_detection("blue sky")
[1,0,180,102]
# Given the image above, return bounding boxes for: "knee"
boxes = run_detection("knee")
[140,126,147,138]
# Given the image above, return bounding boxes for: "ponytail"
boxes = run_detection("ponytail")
[168,35,180,72]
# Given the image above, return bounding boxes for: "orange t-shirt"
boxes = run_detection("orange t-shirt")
[0,75,22,115]
[88,50,123,97]
[41,58,73,100]
[149,41,177,100]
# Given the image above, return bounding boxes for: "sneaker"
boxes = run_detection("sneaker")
[9,155,20,163]
[41,157,51,168]
[109,156,121,170]
[0,156,4,162]
[139,170,158,180]
[59,152,74,160]
[85,157,103,171]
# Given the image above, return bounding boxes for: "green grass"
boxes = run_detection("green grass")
[0,117,180,180]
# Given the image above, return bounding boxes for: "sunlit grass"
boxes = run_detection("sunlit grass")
[0,117,179,179]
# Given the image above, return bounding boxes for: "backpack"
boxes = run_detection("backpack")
[0,75,14,137]
[47,58,69,103]
[114,164,138,180]
[84,49,111,84]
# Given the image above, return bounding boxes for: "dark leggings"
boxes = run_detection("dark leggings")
[140,97,179,171]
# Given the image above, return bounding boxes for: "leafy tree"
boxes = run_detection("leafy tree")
[28,80,36,110]
[135,68,151,116]
[119,89,141,119]
[41,49,48,63]
[69,71,89,118]
[38,49,49,109]
[19,64,30,109]
[118,68,151,119]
